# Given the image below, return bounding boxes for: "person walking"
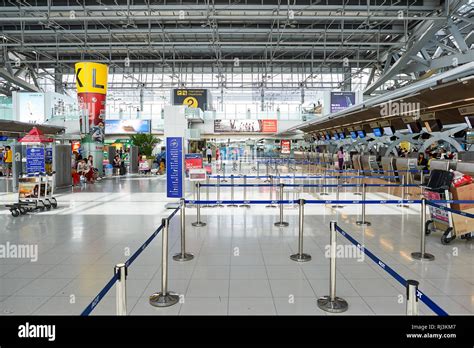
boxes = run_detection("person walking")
[4,146,13,177]
[206,146,212,164]
[337,146,345,171]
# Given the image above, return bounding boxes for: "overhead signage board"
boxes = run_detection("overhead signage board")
[105,120,151,134]
[214,119,277,133]
[173,89,208,110]
[330,92,356,113]
[166,137,183,198]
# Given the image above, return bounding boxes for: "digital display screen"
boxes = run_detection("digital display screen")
[383,127,394,136]
[325,134,330,140]
[357,130,366,138]
[333,133,339,140]
[373,128,383,137]
[350,131,357,139]
[339,132,345,139]
[466,129,474,144]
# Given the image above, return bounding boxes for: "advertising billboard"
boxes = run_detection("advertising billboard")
[214,120,277,133]
[105,120,151,134]
[330,92,356,113]
[173,89,208,110]
[281,140,291,154]
[17,93,45,123]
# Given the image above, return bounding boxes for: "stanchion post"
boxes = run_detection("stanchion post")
[398,175,409,208]
[192,182,207,227]
[264,161,270,182]
[173,199,194,261]
[216,175,224,207]
[257,161,260,180]
[203,176,210,207]
[274,183,289,227]
[354,169,362,195]
[221,163,228,182]
[115,263,127,315]
[356,183,371,226]
[332,175,344,208]
[266,175,277,208]
[406,280,419,315]
[317,221,348,313]
[149,218,179,307]
[239,175,250,208]
[227,174,238,207]
[320,167,329,196]
[411,198,435,261]
[290,199,311,261]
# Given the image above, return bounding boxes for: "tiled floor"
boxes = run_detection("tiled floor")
[0,166,473,316]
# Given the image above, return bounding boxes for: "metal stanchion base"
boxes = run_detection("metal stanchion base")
[274,221,289,227]
[397,204,410,208]
[216,204,225,208]
[265,204,277,208]
[331,205,345,208]
[317,296,348,313]
[227,204,238,207]
[191,221,207,227]
[354,192,362,196]
[356,220,372,226]
[411,252,435,261]
[239,204,251,208]
[319,192,330,196]
[149,292,179,307]
[290,253,311,262]
[173,252,194,262]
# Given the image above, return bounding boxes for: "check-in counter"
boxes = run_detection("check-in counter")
[381,156,396,177]
[429,159,456,172]
[352,154,362,171]
[396,158,418,183]
[454,161,474,176]
[360,155,372,175]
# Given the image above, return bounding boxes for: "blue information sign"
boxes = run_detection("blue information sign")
[166,137,183,198]
[26,147,45,174]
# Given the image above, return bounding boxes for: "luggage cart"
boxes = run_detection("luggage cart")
[423,169,473,244]
[6,173,45,217]
[41,171,58,209]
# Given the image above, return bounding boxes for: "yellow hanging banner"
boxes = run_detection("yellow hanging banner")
[75,62,108,94]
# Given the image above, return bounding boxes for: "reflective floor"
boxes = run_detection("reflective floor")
[0,170,472,316]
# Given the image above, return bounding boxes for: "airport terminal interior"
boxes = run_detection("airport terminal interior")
[0,0,473,321]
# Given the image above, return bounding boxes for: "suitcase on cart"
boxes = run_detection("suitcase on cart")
[425,169,453,192]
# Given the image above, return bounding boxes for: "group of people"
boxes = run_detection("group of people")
[0,146,12,177]
[72,152,97,185]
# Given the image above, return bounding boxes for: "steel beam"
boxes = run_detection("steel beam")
[0,67,40,92]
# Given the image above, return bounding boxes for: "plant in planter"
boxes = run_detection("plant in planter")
[130,134,160,158]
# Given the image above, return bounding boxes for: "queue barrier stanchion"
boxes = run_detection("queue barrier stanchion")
[317,221,348,313]
[274,183,289,227]
[239,175,251,208]
[203,176,210,207]
[216,176,224,207]
[221,163,228,183]
[114,263,127,315]
[264,162,270,182]
[320,168,329,196]
[227,175,238,207]
[331,175,344,209]
[192,182,207,227]
[257,161,260,180]
[173,198,194,262]
[411,198,435,261]
[354,169,362,195]
[149,218,179,307]
[266,175,277,208]
[398,175,409,208]
[356,183,371,226]
[289,199,311,262]
[406,280,420,315]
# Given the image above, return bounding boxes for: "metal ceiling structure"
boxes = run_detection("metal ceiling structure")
[0,0,472,97]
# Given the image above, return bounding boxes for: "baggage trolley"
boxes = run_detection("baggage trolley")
[423,169,473,244]
[6,172,45,217]
[41,171,58,209]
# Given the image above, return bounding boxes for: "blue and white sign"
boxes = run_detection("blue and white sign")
[26,147,45,174]
[166,137,183,198]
